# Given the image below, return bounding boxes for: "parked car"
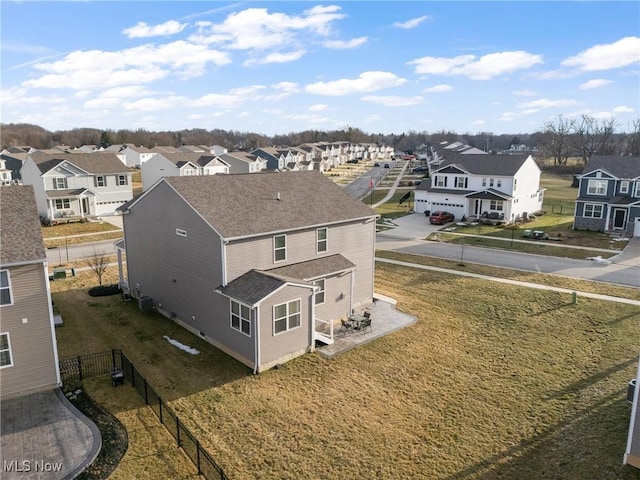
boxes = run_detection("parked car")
[384,163,390,168]
[429,211,455,225]
[374,162,380,167]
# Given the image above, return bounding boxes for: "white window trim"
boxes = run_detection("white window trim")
[118,175,128,186]
[583,203,604,218]
[633,182,640,197]
[316,228,328,254]
[273,299,302,335]
[96,175,106,187]
[54,177,67,189]
[489,200,504,211]
[0,332,13,368]
[54,198,71,210]
[314,279,325,305]
[176,228,187,238]
[274,234,287,263]
[0,270,13,307]
[587,179,607,196]
[230,300,251,337]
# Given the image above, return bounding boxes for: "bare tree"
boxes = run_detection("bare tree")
[623,117,640,156]
[538,115,574,165]
[86,249,110,285]
[571,115,619,164]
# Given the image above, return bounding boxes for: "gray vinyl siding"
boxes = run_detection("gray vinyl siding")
[225,218,375,306]
[314,272,352,323]
[124,181,228,343]
[0,264,58,398]
[258,285,313,367]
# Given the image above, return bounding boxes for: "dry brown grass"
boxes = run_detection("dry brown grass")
[53,262,640,480]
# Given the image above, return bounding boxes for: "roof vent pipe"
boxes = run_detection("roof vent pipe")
[277,192,280,201]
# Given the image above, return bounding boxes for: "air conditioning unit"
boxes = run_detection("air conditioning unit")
[138,295,153,312]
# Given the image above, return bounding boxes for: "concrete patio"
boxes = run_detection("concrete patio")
[0,389,101,480]
[316,295,417,358]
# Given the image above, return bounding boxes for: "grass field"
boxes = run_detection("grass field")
[53,260,640,480]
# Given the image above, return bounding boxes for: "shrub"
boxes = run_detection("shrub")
[88,284,122,297]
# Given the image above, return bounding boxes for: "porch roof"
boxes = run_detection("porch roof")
[610,195,638,205]
[266,254,356,281]
[46,188,92,198]
[217,270,314,307]
[465,188,512,200]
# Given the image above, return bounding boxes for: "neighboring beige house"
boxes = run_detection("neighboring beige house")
[0,185,61,398]
[20,152,133,222]
[117,171,377,372]
[218,151,268,174]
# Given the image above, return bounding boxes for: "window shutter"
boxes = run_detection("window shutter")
[53,178,57,189]
[444,177,448,187]
[465,178,468,189]
[94,177,98,187]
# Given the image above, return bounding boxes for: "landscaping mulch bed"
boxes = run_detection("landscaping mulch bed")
[63,385,128,479]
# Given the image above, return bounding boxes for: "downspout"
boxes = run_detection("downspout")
[43,262,62,386]
[221,240,228,286]
[253,305,260,374]
[349,270,355,314]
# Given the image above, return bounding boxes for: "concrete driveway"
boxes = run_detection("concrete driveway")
[378,212,445,238]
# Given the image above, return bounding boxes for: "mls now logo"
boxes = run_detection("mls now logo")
[3,460,63,473]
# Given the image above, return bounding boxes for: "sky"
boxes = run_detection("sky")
[1,1,639,136]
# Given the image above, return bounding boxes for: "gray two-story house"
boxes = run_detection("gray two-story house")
[117,171,378,372]
[573,155,640,236]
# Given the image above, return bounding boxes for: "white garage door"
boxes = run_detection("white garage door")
[635,217,640,237]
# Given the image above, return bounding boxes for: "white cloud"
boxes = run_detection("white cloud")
[122,20,187,38]
[309,104,328,111]
[409,51,543,79]
[579,79,613,90]
[195,92,250,108]
[305,71,407,96]
[562,36,640,71]
[21,41,231,91]
[424,84,453,93]
[517,98,580,110]
[471,120,486,126]
[393,16,430,29]
[272,82,300,93]
[245,50,306,66]
[323,37,367,49]
[191,5,345,51]
[361,95,423,106]
[123,96,187,112]
[613,105,634,113]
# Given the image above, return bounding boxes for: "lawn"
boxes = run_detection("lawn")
[53,262,640,480]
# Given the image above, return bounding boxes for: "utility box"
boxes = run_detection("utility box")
[628,379,637,404]
[138,295,153,312]
[53,269,66,279]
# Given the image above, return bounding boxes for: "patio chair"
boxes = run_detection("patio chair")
[339,318,354,335]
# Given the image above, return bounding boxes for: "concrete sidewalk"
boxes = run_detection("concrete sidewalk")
[0,389,101,479]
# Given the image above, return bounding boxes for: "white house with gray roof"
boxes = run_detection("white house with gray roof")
[219,151,268,174]
[0,185,61,398]
[116,171,378,372]
[20,152,133,222]
[414,154,544,221]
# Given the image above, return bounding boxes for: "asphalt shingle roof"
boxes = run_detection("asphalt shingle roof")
[580,155,640,179]
[161,171,377,239]
[217,269,313,306]
[266,254,355,280]
[437,153,531,176]
[0,185,46,265]
[30,152,129,174]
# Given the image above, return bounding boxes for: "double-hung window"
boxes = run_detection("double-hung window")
[95,176,106,187]
[455,177,467,188]
[54,199,71,210]
[587,179,607,195]
[230,301,251,336]
[53,177,67,189]
[0,333,12,368]
[274,235,286,262]
[583,203,603,218]
[314,279,325,305]
[435,176,446,187]
[489,200,504,211]
[620,181,629,194]
[118,175,128,186]
[274,300,301,334]
[0,271,12,306]
[316,228,328,253]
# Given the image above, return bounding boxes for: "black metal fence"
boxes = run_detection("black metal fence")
[59,349,229,480]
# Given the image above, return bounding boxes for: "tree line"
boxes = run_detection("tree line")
[2,115,638,161]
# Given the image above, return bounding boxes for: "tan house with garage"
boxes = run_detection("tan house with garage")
[116,171,378,372]
[0,185,61,398]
